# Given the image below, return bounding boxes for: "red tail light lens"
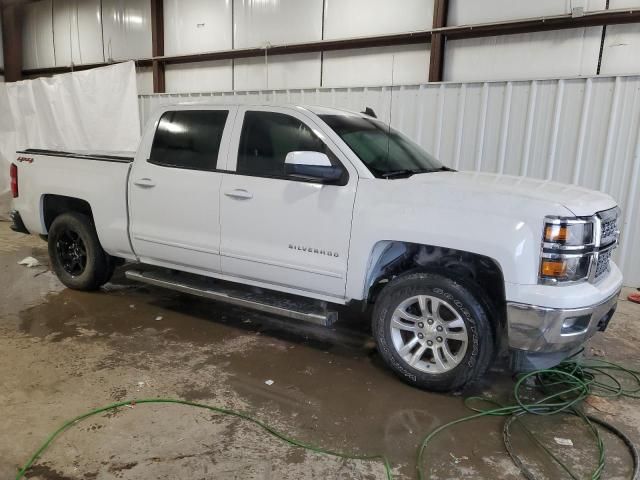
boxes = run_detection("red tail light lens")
[10,163,18,198]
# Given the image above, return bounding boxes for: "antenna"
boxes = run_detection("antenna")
[386,55,395,170]
[264,42,271,90]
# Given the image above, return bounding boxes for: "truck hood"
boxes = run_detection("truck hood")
[408,171,617,217]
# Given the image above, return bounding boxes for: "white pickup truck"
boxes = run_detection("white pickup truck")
[9,104,622,391]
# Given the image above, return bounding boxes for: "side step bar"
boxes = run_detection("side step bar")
[125,269,338,327]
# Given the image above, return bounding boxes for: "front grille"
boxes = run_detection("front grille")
[595,249,612,278]
[601,218,617,241]
[592,207,620,281]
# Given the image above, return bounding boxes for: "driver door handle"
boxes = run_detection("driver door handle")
[225,189,253,200]
[133,178,156,188]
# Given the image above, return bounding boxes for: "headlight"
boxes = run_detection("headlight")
[539,217,595,284]
[543,221,593,246]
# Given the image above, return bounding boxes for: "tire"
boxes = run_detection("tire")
[372,272,494,392]
[100,254,117,286]
[48,212,113,291]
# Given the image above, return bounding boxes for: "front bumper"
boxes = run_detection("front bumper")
[506,289,620,353]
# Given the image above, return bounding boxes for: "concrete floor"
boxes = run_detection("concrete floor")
[1,220,640,480]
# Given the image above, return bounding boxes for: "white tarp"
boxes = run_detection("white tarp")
[0,61,140,218]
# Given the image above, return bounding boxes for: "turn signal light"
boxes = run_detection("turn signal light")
[540,259,567,277]
[544,224,568,243]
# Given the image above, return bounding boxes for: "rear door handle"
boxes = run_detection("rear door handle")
[224,189,253,200]
[133,178,156,188]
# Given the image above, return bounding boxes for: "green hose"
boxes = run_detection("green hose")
[15,355,640,480]
[417,357,640,480]
[15,398,394,480]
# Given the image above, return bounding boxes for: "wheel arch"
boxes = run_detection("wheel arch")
[364,240,507,333]
[41,194,94,233]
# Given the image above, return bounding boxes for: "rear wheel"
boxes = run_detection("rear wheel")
[372,272,494,391]
[48,212,113,291]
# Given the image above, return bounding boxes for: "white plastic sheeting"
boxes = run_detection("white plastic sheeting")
[53,0,105,66]
[234,0,323,48]
[139,74,640,285]
[235,53,322,91]
[323,0,433,38]
[444,28,603,81]
[21,0,151,69]
[101,0,152,61]
[323,44,430,88]
[600,24,640,75]
[164,0,232,56]
[447,0,606,24]
[0,62,141,218]
[22,0,56,70]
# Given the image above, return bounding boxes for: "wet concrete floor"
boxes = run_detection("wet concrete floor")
[1,221,640,479]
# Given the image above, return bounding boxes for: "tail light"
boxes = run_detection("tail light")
[10,163,18,198]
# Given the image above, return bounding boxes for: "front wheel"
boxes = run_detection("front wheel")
[372,272,494,392]
[48,212,113,291]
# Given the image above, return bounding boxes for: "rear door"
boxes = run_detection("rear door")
[129,107,236,273]
[219,107,358,299]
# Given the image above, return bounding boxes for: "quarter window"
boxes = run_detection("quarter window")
[150,110,229,171]
[237,111,341,178]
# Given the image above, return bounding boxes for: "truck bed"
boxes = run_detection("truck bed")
[12,148,135,260]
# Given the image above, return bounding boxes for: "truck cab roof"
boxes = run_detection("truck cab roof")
[165,102,371,118]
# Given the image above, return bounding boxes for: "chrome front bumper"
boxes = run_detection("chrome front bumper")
[507,289,620,353]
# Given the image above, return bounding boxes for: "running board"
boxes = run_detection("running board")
[125,269,338,327]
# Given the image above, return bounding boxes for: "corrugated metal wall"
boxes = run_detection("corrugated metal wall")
[139,74,640,286]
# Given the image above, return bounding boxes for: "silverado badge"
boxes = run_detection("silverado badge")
[289,244,339,257]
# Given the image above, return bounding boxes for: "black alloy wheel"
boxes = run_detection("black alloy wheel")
[56,229,88,276]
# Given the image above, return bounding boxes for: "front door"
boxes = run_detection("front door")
[219,107,357,299]
[129,107,236,273]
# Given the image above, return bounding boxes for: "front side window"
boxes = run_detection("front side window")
[319,114,445,178]
[237,111,342,178]
[150,110,229,171]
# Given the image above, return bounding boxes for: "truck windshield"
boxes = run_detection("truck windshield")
[319,114,447,178]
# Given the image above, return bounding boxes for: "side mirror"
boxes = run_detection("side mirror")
[284,151,344,184]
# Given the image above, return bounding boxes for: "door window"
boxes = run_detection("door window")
[149,110,229,171]
[237,111,342,178]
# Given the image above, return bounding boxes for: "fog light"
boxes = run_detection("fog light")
[561,315,590,334]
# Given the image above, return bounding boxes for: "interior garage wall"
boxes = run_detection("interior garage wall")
[0,14,4,83]
[159,0,432,93]
[16,0,640,92]
[21,0,152,70]
[443,0,640,81]
[139,74,640,286]
[149,0,640,92]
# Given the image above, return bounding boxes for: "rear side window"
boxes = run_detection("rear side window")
[149,110,229,171]
[237,111,340,178]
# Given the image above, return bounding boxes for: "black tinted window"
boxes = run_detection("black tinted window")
[150,110,229,171]
[237,111,338,177]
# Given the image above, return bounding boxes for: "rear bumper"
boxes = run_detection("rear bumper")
[506,288,620,353]
[9,210,30,234]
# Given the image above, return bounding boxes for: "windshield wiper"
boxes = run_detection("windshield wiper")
[380,169,421,178]
[380,166,455,179]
